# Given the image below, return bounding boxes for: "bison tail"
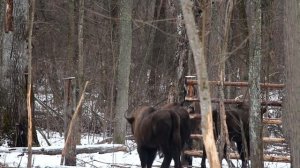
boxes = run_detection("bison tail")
[170,111,181,148]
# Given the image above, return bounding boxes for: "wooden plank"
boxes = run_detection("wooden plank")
[190,134,202,140]
[263,118,282,125]
[263,137,286,143]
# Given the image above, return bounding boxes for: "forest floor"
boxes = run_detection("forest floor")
[0,129,291,168]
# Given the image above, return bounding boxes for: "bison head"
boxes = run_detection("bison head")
[124,106,156,135]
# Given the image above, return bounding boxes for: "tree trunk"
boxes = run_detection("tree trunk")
[63,78,76,166]
[27,0,36,166]
[113,0,133,144]
[67,0,76,77]
[246,0,263,167]
[1,0,30,147]
[76,0,85,145]
[218,0,234,165]
[180,1,221,168]
[61,81,88,166]
[283,0,300,167]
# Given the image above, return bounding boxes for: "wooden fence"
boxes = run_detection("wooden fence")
[183,76,290,163]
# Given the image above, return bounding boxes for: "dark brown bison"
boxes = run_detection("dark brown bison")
[160,103,193,165]
[200,104,250,168]
[201,103,266,168]
[125,105,183,168]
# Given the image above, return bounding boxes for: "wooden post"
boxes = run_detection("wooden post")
[63,77,76,166]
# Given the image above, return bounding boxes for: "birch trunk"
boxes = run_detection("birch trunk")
[180,1,220,168]
[27,0,36,166]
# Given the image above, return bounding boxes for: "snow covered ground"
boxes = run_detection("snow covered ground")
[0,130,291,167]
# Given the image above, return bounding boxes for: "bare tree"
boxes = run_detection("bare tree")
[283,0,300,167]
[218,0,234,164]
[1,0,40,147]
[67,0,76,77]
[246,0,263,167]
[113,0,133,144]
[76,0,85,145]
[27,0,36,166]
[180,1,220,167]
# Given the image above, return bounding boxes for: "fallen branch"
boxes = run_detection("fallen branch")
[0,144,128,155]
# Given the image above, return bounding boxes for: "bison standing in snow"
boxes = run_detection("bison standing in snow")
[125,103,191,168]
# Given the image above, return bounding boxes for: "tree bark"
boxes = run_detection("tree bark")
[113,0,133,144]
[283,0,300,167]
[180,1,221,168]
[1,0,30,147]
[218,0,234,164]
[246,0,263,167]
[61,81,89,166]
[76,0,85,145]
[63,78,76,166]
[27,0,36,166]
[67,0,76,77]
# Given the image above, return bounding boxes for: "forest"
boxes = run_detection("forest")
[0,0,299,167]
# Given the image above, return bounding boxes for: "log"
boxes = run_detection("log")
[184,149,240,159]
[184,149,290,162]
[97,135,135,144]
[263,118,282,125]
[264,155,291,162]
[0,144,128,155]
[185,80,285,89]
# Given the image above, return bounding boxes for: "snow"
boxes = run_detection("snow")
[0,130,291,167]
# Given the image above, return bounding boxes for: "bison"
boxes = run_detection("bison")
[125,105,183,168]
[201,103,266,168]
[160,103,193,165]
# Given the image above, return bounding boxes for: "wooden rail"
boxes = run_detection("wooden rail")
[190,134,202,140]
[185,79,285,89]
[263,118,282,125]
[263,137,286,143]
[189,134,285,143]
[190,113,282,125]
[185,97,283,106]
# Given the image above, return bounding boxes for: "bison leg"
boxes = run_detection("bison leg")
[161,154,172,168]
[172,148,182,168]
[146,148,157,168]
[160,146,172,168]
[137,147,147,168]
[236,141,249,168]
[201,146,207,168]
[137,146,157,168]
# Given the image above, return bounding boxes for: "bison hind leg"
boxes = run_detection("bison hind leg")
[146,148,157,168]
[137,147,147,168]
[137,147,157,168]
[172,148,182,168]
